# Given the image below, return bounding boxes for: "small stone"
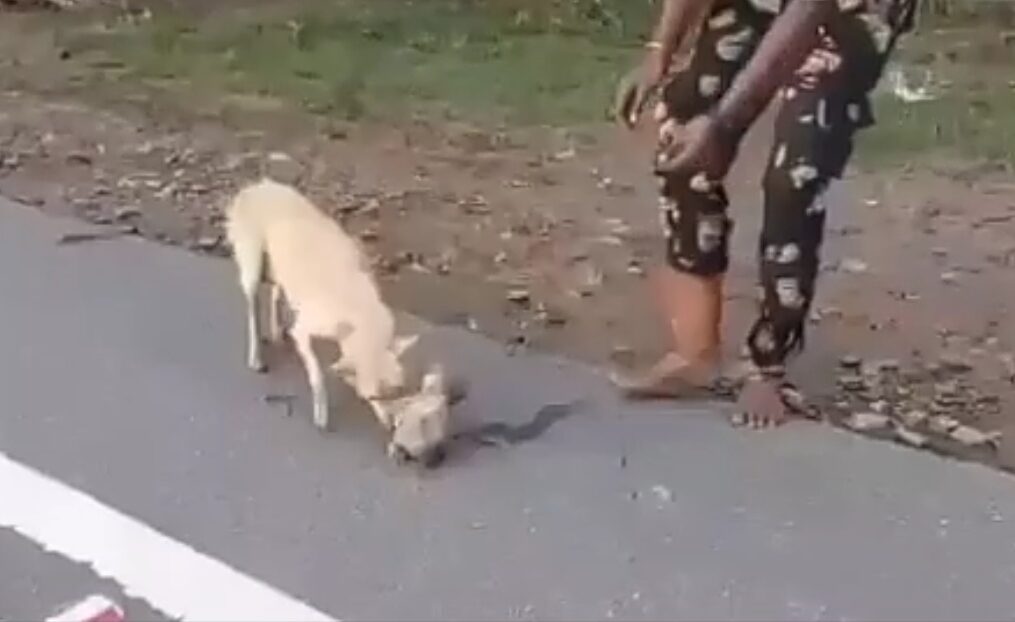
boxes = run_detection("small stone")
[894,425,929,448]
[949,425,1001,447]
[194,235,221,251]
[840,258,869,274]
[939,354,972,374]
[114,205,141,221]
[845,411,891,431]
[869,400,890,414]
[651,484,674,503]
[551,147,576,161]
[0,152,22,170]
[900,409,928,428]
[779,385,807,414]
[839,354,862,369]
[66,151,93,166]
[459,195,491,215]
[874,358,900,373]
[929,400,953,415]
[601,217,630,236]
[977,393,1001,406]
[940,271,958,284]
[265,151,302,184]
[357,227,379,242]
[837,374,866,391]
[999,352,1015,380]
[575,264,604,296]
[324,122,350,140]
[506,288,530,304]
[928,415,960,435]
[934,380,960,398]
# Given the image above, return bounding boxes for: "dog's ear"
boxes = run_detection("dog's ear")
[421,363,447,396]
[391,334,419,358]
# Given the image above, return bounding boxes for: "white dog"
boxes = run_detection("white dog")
[225,179,450,466]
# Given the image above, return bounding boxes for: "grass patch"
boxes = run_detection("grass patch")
[58,0,1015,167]
[857,24,1015,168]
[65,0,653,125]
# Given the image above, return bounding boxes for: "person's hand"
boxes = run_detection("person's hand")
[614,51,666,129]
[653,114,741,180]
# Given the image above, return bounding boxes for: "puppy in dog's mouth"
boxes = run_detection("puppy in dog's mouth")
[379,364,452,469]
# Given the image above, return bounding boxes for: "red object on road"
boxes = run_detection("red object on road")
[46,595,125,622]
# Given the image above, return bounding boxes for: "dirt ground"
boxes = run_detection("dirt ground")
[3,2,1015,472]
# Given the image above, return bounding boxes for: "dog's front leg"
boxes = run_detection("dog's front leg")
[291,324,330,431]
[244,285,265,372]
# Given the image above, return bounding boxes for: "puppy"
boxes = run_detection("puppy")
[379,364,451,468]
[225,179,450,463]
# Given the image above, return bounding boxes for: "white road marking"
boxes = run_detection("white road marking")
[0,451,335,622]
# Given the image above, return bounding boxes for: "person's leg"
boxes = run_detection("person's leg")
[617,0,770,397]
[736,27,873,426]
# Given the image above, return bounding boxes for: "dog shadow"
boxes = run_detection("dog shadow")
[443,399,586,465]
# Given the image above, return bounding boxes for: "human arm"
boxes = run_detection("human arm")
[655,0,838,176]
[615,0,714,128]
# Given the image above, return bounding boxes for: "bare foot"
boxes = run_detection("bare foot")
[732,376,794,429]
[612,352,716,400]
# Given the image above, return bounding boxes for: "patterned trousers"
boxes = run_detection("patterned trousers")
[656,0,901,372]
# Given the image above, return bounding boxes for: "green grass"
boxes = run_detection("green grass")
[60,0,1015,167]
[857,24,1015,168]
[65,0,653,125]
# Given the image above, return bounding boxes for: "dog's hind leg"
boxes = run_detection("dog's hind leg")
[231,231,266,372]
[291,321,330,431]
[266,283,284,342]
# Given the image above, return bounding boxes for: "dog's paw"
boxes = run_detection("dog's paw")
[313,409,330,433]
[248,359,268,374]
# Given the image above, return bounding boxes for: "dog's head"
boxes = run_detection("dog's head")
[386,364,451,468]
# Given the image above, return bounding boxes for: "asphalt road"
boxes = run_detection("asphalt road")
[3,196,1015,621]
